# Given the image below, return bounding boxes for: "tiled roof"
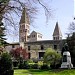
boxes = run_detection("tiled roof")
[53,22,62,36]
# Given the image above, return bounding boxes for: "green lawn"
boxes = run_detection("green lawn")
[14,69,75,75]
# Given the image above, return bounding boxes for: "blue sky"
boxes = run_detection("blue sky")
[6,0,74,42]
[30,0,74,40]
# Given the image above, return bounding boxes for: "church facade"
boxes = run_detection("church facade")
[5,8,65,59]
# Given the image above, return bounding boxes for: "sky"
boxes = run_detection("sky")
[30,0,74,40]
[6,0,74,43]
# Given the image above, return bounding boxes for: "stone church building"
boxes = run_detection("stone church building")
[5,8,64,59]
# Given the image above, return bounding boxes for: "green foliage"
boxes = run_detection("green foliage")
[0,0,9,3]
[38,61,43,68]
[44,48,61,66]
[0,22,8,47]
[13,61,18,68]
[18,60,30,69]
[67,32,75,51]
[0,52,13,75]
[30,63,38,69]
[40,64,49,70]
[27,59,33,63]
[67,32,75,66]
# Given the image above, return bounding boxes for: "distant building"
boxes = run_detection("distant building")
[5,8,65,59]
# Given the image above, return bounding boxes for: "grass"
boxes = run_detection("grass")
[14,69,75,75]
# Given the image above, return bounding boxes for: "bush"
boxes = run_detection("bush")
[30,64,38,69]
[44,48,61,67]
[38,61,43,69]
[0,52,14,75]
[50,59,61,69]
[18,60,30,69]
[40,64,49,70]
[13,61,18,67]
[23,60,30,69]
[0,69,14,75]
[27,59,33,63]
[50,63,61,69]
[18,63,24,69]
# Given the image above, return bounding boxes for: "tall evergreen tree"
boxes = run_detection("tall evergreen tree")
[0,21,7,47]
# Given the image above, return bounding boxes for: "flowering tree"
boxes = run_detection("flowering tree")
[10,47,29,60]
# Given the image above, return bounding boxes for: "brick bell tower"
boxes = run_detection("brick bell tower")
[19,8,30,43]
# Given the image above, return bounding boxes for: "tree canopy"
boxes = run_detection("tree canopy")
[44,48,61,66]
[67,32,75,66]
[0,0,52,41]
[69,22,75,33]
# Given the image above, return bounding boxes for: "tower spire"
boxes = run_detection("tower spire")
[19,8,30,24]
[19,7,30,43]
[53,22,62,40]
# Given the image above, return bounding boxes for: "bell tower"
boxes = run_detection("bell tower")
[53,22,62,40]
[19,8,30,43]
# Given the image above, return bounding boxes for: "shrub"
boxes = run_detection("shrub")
[13,61,18,67]
[0,52,14,75]
[44,48,61,67]
[30,64,38,69]
[38,61,43,69]
[50,63,61,69]
[40,64,49,70]
[18,60,30,69]
[23,60,30,69]
[27,59,33,63]
[18,63,24,69]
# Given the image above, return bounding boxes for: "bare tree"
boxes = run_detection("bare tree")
[69,22,75,34]
[0,0,52,42]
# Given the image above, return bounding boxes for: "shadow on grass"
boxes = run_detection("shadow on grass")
[51,69,65,73]
[27,69,65,73]
[29,69,45,72]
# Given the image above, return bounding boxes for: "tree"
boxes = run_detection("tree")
[0,52,13,75]
[44,48,61,68]
[10,47,29,68]
[0,0,52,40]
[68,22,75,34]
[10,47,28,60]
[0,21,8,47]
[67,32,75,67]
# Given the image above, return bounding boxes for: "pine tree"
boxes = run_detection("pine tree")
[0,22,7,47]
